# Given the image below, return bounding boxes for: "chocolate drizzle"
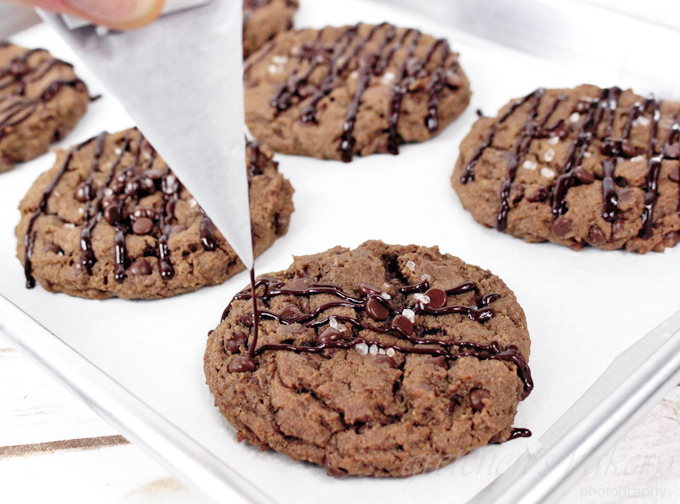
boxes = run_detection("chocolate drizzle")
[23,131,270,289]
[0,44,88,143]
[222,276,533,399]
[248,23,463,162]
[461,85,680,242]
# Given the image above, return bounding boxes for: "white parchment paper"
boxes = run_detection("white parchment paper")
[2,1,680,503]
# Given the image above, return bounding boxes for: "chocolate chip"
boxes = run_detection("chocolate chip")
[132,217,153,235]
[470,388,490,412]
[129,257,152,276]
[665,231,680,247]
[74,182,90,202]
[391,314,414,336]
[110,176,125,195]
[526,186,548,203]
[358,51,377,69]
[374,354,396,367]
[132,206,156,220]
[324,460,348,478]
[612,219,625,237]
[144,168,165,180]
[280,305,302,322]
[669,166,680,183]
[228,355,256,373]
[43,243,61,254]
[574,166,594,184]
[366,297,390,320]
[587,225,607,246]
[358,283,381,296]
[224,330,247,353]
[427,355,447,368]
[124,178,140,195]
[617,188,635,202]
[103,205,121,225]
[510,184,524,204]
[666,143,680,159]
[284,277,313,293]
[275,212,290,235]
[425,288,447,308]
[552,217,572,237]
[317,327,341,346]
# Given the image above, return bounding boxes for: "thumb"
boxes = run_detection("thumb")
[59,0,164,30]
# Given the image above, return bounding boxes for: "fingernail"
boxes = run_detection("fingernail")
[63,0,163,29]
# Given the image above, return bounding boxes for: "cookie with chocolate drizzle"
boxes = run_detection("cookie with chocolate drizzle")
[452,84,680,253]
[204,241,531,477]
[15,128,294,299]
[243,23,471,162]
[243,0,298,59]
[0,42,90,174]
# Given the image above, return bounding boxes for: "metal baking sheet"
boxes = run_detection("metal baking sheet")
[2,1,680,503]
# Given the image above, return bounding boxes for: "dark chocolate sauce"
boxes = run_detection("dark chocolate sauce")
[223,276,533,399]
[508,427,532,440]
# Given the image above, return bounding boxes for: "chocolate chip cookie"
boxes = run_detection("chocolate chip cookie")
[15,128,294,299]
[243,0,298,59]
[204,241,531,477]
[0,42,89,174]
[452,84,680,253]
[244,23,471,162]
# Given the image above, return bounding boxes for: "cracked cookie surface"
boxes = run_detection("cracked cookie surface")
[0,42,89,174]
[243,23,471,162]
[15,128,294,299]
[204,241,531,477]
[452,84,680,253]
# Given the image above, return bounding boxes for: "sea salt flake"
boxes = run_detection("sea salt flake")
[380,292,391,300]
[381,72,395,84]
[355,343,369,356]
[378,348,386,355]
[369,344,378,356]
[64,223,75,229]
[77,207,84,214]
[104,188,113,196]
[548,136,559,145]
[544,148,555,162]
[329,316,338,329]
[569,112,580,123]
[290,46,300,55]
[522,160,537,170]
[420,274,431,281]
[386,348,396,357]
[583,151,592,158]
[114,148,122,155]
[267,64,280,74]
[189,199,197,208]
[636,116,650,126]
[414,293,430,304]
[272,55,288,65]
[541,167,555,179]
[350,70,359,79]
[406,260,416,271]
[631,155,645,162]
[402,308,415,322]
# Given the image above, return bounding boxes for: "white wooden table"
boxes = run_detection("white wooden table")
[1,332,679,503]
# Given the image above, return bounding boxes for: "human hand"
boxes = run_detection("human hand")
[6,0,165,30]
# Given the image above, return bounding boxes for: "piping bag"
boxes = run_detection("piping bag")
[38,0,254,270]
